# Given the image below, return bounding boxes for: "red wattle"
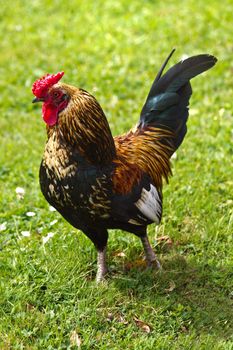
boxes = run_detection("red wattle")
[42,103,58,126]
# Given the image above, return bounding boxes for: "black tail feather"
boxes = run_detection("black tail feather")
[139,52,217,155]
[153,48,176,87]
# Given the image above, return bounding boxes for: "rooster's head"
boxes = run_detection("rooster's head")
[32,71,71,126]
[32,70,116,164]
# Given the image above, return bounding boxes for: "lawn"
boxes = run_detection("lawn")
[0,0,233,349]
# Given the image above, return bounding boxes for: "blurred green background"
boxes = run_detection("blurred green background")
[0,0,232,349]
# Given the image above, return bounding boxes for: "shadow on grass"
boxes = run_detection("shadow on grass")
[111,253,233,340]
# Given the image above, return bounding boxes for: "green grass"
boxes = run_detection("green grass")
[0,0,233,348]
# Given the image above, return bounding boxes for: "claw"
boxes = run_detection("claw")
[147,258,162,270]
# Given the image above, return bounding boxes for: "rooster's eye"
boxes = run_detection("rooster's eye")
[53,91,60,98]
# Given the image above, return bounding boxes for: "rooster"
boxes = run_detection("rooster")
[32,50,217,281]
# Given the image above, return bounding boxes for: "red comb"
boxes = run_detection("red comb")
[32,71,64,98]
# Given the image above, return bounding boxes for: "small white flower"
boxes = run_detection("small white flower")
[0,222,7,231]
[50,219,58,226]
[49,206,56,212]
[42,232,55,244]
[16,187,25,199]
[21,231,30,237]
[16,187,25,194]
[26,211,36,217]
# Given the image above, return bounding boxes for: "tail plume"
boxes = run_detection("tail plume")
[139,50,217,154]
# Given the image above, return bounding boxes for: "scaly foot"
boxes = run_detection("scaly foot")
[141,235,162,270]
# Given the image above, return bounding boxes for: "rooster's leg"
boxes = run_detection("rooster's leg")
[84,228,108,282]
[141,235,161,269]
[96,247,108,282]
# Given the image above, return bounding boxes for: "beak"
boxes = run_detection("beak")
[32,97,44,103]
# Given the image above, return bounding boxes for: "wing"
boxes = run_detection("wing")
[110,129,167,229]
[111,172,162,228]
